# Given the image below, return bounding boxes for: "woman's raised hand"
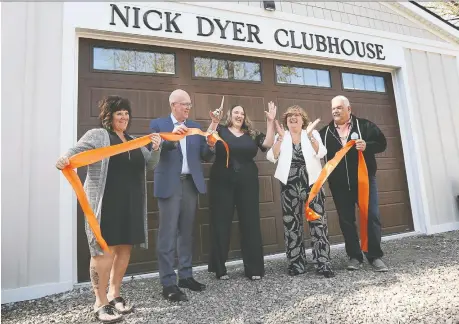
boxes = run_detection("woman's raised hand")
[275,120,285,139]
[306,118,321,137]
[265,101,277,122]
[209,96,225,123]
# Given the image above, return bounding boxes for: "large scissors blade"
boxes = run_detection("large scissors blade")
[219,95,225,110]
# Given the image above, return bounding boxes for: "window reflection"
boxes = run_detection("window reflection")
[193,57,261,81]
[93,47,175,74]
[375,77,386,92]
[353,74,365,90]
[317,70,331,87]
[276,65,331,88]
[364,75,376,92]
[342,73,386,93]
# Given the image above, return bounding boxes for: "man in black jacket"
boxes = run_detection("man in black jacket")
[319,95,388,272]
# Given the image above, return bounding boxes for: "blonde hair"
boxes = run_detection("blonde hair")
[223,105,259,138]
[282,105,310,130]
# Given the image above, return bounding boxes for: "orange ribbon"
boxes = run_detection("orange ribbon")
[62,129,228,253]
[304,140,369,252]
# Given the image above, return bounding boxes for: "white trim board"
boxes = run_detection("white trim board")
[1,281,73,305]
[427,222,459,235]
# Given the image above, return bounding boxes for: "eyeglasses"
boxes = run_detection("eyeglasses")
[174,102,193,108]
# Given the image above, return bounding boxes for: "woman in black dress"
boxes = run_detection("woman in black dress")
[207,102,276,280]
[56,96,161,323]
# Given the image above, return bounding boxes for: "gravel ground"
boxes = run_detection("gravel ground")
[3,231,459,324]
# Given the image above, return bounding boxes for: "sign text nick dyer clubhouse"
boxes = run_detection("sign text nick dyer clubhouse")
[110,4,386,61]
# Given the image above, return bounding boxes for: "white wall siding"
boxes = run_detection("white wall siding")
[2,1,30,291]
[1,2,68,302]
[404,48,459,228]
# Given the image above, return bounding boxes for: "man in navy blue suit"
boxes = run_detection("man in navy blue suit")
[150,89,215,302]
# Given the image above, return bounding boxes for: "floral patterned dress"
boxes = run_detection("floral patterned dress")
[280,142,332,275]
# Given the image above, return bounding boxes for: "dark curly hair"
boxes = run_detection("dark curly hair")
[98,96,132,131]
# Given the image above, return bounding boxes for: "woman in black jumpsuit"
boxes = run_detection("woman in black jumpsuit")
[207,103,276,280]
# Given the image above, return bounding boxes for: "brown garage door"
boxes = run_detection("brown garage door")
[76,38,413,281]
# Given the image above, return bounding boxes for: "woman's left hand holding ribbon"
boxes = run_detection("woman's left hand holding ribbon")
[56,155,70,170]
[149,133,162,151]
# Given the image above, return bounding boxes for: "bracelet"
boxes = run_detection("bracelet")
[309,136,316,142]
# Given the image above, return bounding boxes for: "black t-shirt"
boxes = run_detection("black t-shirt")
[213,125,267,171]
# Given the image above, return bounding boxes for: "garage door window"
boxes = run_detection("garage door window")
[93,47,175,75]
[342,73,386,93]
[276,65,331,88]
[193,57,261,82]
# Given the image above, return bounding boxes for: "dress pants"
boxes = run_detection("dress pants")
[208,163,265,278]
[157,176,198,287]
[330,175,383,263]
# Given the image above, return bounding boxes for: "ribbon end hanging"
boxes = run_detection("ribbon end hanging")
[357,151,369,253]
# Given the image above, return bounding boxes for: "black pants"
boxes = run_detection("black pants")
[208,164,264,278]
[330,175,383,263]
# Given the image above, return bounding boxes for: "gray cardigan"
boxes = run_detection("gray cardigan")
[65,128,160,256]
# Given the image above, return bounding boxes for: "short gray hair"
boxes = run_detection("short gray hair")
[332,95,350,108]
[169,89,188,106]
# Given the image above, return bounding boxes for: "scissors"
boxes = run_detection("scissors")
[212,96,225,118]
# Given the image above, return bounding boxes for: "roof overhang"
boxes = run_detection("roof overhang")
[384,2,459,45]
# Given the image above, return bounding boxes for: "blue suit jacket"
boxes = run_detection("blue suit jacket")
[150,116,214,199]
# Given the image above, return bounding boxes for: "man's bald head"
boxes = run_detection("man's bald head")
[169,89,190,106]
[169,89,192,122]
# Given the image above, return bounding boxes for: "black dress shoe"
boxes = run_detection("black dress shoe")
[178,277,206,292]
[162,285,188,302]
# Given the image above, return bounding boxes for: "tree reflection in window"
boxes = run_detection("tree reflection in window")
[276,65,331,87]
[276,66,302,85]
[193,57,261,82]
[93,47,175,74]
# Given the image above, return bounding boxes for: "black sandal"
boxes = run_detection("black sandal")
[109,296,133,314]
[316,265,335,278]
[94,304,122,323]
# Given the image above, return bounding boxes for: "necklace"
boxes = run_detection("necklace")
[337,126,350,140]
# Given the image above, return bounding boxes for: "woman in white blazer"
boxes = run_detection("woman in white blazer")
[267,105,334,278]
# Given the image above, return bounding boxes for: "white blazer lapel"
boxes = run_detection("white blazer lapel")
[280,131,293,165]
[274,131,293,185]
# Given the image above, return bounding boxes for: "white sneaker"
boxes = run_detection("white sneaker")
[347,258,362,270]
[371,258,389,272]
